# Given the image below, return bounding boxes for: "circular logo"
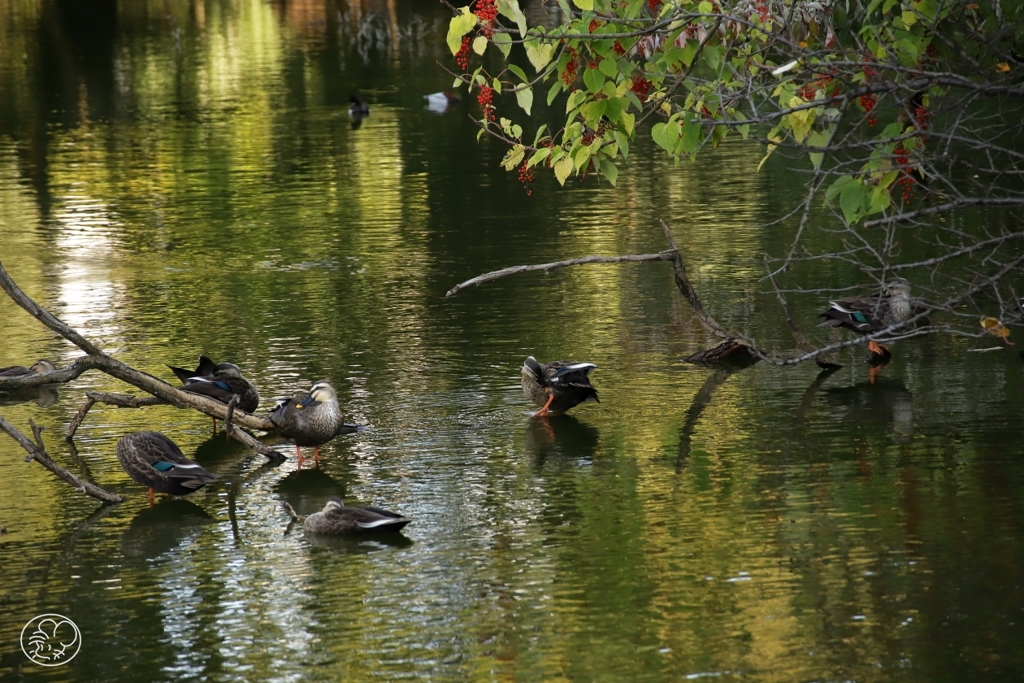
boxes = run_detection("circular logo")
[20,614,81,667]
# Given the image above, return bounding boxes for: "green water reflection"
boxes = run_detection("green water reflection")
[1,0,1023,681]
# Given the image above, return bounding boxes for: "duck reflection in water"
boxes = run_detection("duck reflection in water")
[119,499,215,560]
[0,384,59,408]
[823,376,915,441]
[524,414,600,469]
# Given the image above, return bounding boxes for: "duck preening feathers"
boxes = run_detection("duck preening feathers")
[116,431,216,503]
[303,497,411,535]
[521,356,599,416]
[168,355,260,414]
[0,359,57,379]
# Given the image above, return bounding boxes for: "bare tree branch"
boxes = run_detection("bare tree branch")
[0,416,122,503]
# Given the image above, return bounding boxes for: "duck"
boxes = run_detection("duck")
[818,278,927,357]
[423,90,460,112]
[0,359,57,380]
[521,356,599,416]
[303,497,411,535]
[269,380,362,464]
[348,94,371,117]
[116,431,216,503]
[168,355,260,413]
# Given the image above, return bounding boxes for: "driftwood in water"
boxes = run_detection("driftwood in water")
[0,416,122,503]
[445,220,765,366]
[0,260,274,433]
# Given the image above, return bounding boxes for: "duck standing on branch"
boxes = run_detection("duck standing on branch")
[269,380,363,465]
[168,356,260,429]
[818,278,927,379]
[521,356,599,417]
[301,497,411,535]
[116,431,216,504]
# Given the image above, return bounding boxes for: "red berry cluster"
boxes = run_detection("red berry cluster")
[613,41,626,55]
[518,159,534,195]
[648,0,662,13]
[589,19,601,32]
[914,105,930,130]
[630,76,651,102]
[474,0,497,38]
[894,143,915,202]
[455,36,471,71]
[859,93,878,127]
[797,75,835,100]
[562,47,579,85]
[753,1,769,21]
[588,60,599,70]
[477,85,495,121]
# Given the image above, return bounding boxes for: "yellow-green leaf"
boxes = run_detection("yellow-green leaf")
[472,36,488,55]
[515,86,534,115]
[501,144,526,171]
[553,157,574,185]
[573,0,593,9]
[446,8,479,55]
[525,40,556,72]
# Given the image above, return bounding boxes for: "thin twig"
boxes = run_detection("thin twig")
[445,251,677,296]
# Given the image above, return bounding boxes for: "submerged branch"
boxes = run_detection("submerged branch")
[0,416,122,503]
[445,251,678,296]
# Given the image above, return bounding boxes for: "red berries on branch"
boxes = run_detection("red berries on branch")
[630,76,651,102]
[455,36,471,72]
[518,159,534,195]
[474,0,497,38]
[477,85,496,121]
[648,0,662,13]
[562,47,579,85]
[859,92,878,127]
[894,143,915,203]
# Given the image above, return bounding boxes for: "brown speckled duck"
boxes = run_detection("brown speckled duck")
[303,498,411,535]
[269,380,362,464]
[116,431,216,503]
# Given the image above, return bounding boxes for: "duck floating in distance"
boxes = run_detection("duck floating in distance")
[116,431,216,504]
[423,90,459,113]
[302,497,411,535]
[521,356,599,417]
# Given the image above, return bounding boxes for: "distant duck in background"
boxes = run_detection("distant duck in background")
[302,497,411,535]
[423,90,459,113]
[349,94,371,117]
[0,359,57,380]
[521,356,600,417]
[269,380,363,465]
[116,431,216,504]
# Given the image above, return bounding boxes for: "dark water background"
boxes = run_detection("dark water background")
[1,1,1023,681]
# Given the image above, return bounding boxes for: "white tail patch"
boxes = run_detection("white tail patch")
[357,518,402,528]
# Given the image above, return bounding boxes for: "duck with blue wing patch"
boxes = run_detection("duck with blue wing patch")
[168,355,260,426]
[521,356,599,417]
[116,431,216,504]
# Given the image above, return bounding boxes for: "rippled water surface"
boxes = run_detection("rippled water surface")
[2,1,1024,681]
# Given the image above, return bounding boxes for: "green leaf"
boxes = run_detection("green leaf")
[533,124,549,145]
[572,0,593,9]
[515,86,534,115]
[525,39,556,72]
[553,157,574,185]
[492,77,502,93]
[603,96,624,123]
[583,65,604,93]
[651,122,670,152]
[509,63,528,82]
[614,131,630,159]
[496,0,528,37]
[492,32,511,58]
[547,79,563,106]
[574,144,592,171]
[806,129,830,170]
[446,8,479,55]
[620,111,635,135]
[473,36,488,55]
[868,185,891,214]
[566,89,587,114]
[680,119,701,154]
[826,175,853,204]
[599,57,618,78]
[528,147,551,168]
[840,179,867,224]
[599,158,618,185]
[582,100,608,122]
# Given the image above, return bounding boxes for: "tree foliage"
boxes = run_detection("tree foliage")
[446,0,1024,354]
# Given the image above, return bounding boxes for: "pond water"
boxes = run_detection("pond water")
[1,1,1023,681]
